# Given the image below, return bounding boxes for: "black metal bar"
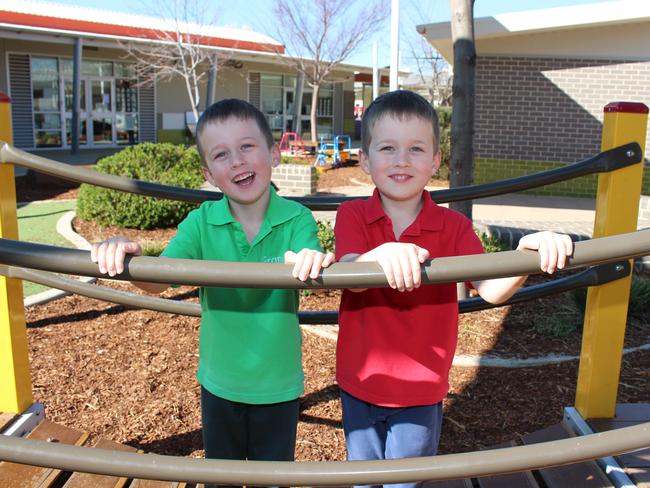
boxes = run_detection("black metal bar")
[0,230,648,289]
[1,142,641,210]
[459,260,631,312]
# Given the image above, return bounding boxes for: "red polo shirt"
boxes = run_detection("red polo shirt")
[334,189,484,407]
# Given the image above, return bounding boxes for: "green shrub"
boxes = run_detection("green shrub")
[534,314,579,337]
[77,143,203,229]
[476,229,509,253]
[435,106,451,181]
[317,220,335,253]
[281,155,311,165]
[570,274,650,318]
[141,240,167,257]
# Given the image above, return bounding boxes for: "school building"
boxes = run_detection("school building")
[418,0,650,198]
[0,0,375,156]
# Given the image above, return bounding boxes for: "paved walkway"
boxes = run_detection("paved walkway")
[282,183,603,247]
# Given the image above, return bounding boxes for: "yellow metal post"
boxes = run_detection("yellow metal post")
[0,93,33,413]
[575,102,648,419]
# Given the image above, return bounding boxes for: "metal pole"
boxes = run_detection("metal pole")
[0,93,32,413]
[389,0,400,91]
[71,37,82,154]
[205,53,217,109]
[372,42,379,100]
[575,102,649,419]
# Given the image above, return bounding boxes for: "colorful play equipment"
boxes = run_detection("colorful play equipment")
[315,134,352,169]
[278,131,307,159]
[1,94,650,485]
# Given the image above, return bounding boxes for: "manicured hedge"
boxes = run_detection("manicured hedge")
[77,143,203,229]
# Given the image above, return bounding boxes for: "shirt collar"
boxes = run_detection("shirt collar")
[206,186,301,227]
[364,188,444,232]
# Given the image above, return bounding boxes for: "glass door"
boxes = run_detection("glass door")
[89,78,115,145]
[284,89,294,132]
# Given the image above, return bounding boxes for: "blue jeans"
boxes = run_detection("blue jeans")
[341,389,443,488]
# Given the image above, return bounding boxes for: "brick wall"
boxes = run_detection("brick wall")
[476,158,650,198]
[475,56,650,195]
[272,164,318,195]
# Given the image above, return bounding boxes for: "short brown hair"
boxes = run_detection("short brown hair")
[361,90,440,154]
[195,99,274,166]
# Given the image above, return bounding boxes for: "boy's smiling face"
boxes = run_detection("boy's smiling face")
[200,116,280,206]
[360,114,441,206]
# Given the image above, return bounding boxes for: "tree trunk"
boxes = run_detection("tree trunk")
[449,0,475,221]
[450,0,476,300]
[310,84,321,143]
[292,72,305,135]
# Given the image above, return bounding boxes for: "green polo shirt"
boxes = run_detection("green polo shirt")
[161,188,322,404]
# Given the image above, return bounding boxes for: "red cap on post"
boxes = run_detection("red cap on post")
[604,102,649,114]
[0,93,11,103]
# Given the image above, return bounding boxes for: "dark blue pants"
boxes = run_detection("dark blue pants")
[341,389,443,488]
[201,386,299,488]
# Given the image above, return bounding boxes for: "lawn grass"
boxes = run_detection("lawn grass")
[17,200,77,297]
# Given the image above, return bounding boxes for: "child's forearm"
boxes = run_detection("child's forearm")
[472,275,528,304]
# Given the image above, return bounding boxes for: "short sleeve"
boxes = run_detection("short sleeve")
[161,208,202,260]
[288,207,322,253]
[334,201,367,260]
[456,217,485,257]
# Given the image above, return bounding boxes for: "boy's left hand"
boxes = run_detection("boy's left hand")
[517,231,573,274]
[285,249,335,281]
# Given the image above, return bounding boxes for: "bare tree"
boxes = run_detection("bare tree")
[449,0,475,220]
[271,0,389,142]
[407,1,453,106]
[121,0,223,123]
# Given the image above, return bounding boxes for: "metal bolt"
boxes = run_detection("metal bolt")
[616,264,624,272]
[626,150,635,158]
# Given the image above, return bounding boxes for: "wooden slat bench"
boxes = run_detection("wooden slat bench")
[589,403,650,488]
[0,418,185,487]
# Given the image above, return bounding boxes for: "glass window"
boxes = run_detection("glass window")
[116,113,138,145]
[35,131,62,147]
[31,57,59,112]
[116,79,138,112]
[91,80,112,112]
[115,62,136,78]
[66,117,88,145]
[64,80,86,112]
[261,73,282,87]
[82,60,113,77]
[34,113,61,130]
[92,117,113,144]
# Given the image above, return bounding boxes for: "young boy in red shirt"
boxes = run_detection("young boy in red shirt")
[334,90,572,488]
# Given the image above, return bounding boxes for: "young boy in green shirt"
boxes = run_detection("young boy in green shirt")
[91,99,333,482]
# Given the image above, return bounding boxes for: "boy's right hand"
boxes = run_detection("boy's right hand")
[358,242,430,292]
[91,237,142,277]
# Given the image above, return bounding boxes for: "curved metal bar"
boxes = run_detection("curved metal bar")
[0,143,221,204]
[1,142,641,209]
[0,230,648,288]
[0,422,648,485]
[2,261,631,322]
[460,260,631,313]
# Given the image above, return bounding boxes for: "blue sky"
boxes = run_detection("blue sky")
[56,0,614,68]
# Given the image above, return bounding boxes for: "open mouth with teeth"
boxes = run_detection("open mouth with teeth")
[389,174,411,182]
[233,172,255,186]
